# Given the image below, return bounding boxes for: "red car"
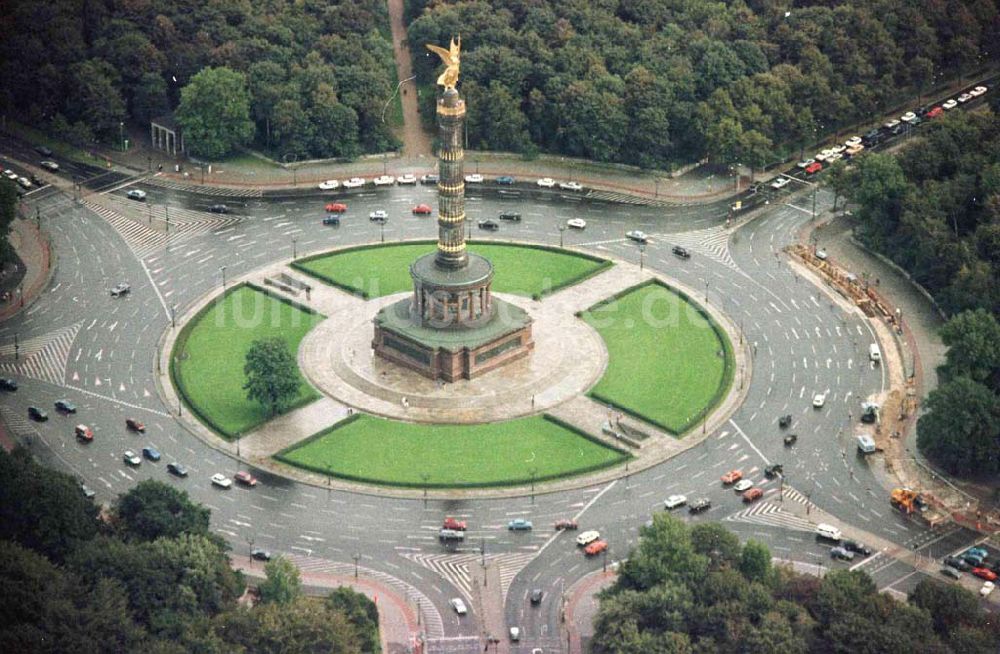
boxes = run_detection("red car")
[126,418,145,432]
[584,539,608,556]
[234,471,258,487]
[926,106,943,119]
[442,517,467,531]
[74,424,94,442]
[973,567,998,581]
[805,162,822,175]
[554,519,579,530]
[742,487,764,503]
[325,202,347,213]
[412,204,432,215]
[721,470,743,485]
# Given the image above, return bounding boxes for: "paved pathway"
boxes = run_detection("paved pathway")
[386,0,432,158]
[0,213,51,322]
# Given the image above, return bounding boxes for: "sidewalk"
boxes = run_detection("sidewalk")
[233,554,422,654]
[0,211,52,322]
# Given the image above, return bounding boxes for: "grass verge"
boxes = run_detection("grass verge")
[276,414,629,488]
[171,284,324,439]
[581,280,733,435]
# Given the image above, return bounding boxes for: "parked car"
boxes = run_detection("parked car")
[688,498,712,513]
[508,518,533,531]
[721,470,743,485]
[554,519,578,530]
[464,174,484,183]
[964,553,985,567]
[110,282,131,297]
[844,144,865,157]
[770,177,790,189]
[28,406,48,421]
[884,119,901,129]
[167,462,188,477]
[496,175,515,185]
[80,484,96,499]
[325,202,347,213]
[123,450,141,466]
[536,177,556,188]
[443,517,467,531]
[942,98,958,110]
[126,418,145,432]
[234,471,258,486]
[972,567,998,581]
[742,487,763,503]
[450,598,467,615]
[584,539,608,556]
[40,161,59,171]
[559,181,583,191]
[251,548,272,561]
[499,211,521,221]
[211,473,233,489]
[796,159,816,169]
[926,106,944,119]
[957,92,973,103]
[805,162,822,175]
[372,175,395,186]
[944,556,971,572]
[981,581,995,597]
[55,399,77,413]
[901,111,918,123]
[940,567,962,580]
[75,424,93,442]
[317,179,340,190]
[35,145,53,156]
[397,174,417,185]
[733,479,754,492]
[207,204,229,214]
[965,547,988,560]
[672,245,691,259]
[126,189,147,201]
[664,494,688,509]
[844,136,863,148]
[831,546,856,561]
[420,174,438,184]
[369,210,388,222]
[142,446,161,461]
[0,378,18,391]
[16,176,32,189]
[412,204,432,215]
[566,218,586,229]
[342,177,366,188]
[478,219,500,231]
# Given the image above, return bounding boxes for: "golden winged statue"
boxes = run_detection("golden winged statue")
[426,37,461,90]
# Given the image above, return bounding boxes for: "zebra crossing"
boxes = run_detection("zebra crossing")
[145,175,263,198]
[399,551,537,605]
[724,500,816,533]
[586,189,664,206]
[0,406,39,439]
[654,224,739,270]
[283,553,445,638]
[0,321,80,386]
[84,199,243,259]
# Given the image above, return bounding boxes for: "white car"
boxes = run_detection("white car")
[126,189,147,201]
[211,473,232,489]
[17,177,32,189]
[123,450,141,466]
[576,530,600,546]
[40,161,59,171]
[981,581,995,597]
[369,210,388,221]
[559,181,583,191]
[826,152,843,162]
[884,119,901,129]
[942,99,958,110]
[814,151,830,162]
[796,159,816,169]
[536,177,556,188]
[770,177,790,189]
[901,111,918,124]
[464,174,484,183]
[566,218,586,230]
[509,626,520,641]
[372,175,395,186]
[813,392,827,408]
[449,598,467,615]
[342,177,366,188]
[397,173,416,185]
[2,169,16,180]
[816,248,828,260]
[958,93,973,103]
[664,494,687,509]
[733,479,754,492]
[971,85,988,97]
[318,179,340,190]
[844,136,862,148]
[829,144,847,154]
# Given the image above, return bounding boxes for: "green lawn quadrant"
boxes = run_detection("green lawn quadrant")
[276,414,628,488]
[172,285,325,438]
[582,281,733,435]
[293,241,609,299]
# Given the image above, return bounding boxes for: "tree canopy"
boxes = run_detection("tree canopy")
[244,336,301,416]
[175,67,255,159]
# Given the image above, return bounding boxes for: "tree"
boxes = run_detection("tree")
[132,72,169,123]
[258,556,302,605]
[0,181,18,263]
[739,540,773,584]
[244,337,300,416]
[615,513,707,592]
[909,578,982,638]
[326,587,379,652]
[917,376,1000,475]
[215,596,363,654]
[113,479,210,543]
[690,522,741,569]
[938,309,1000,390]
[175,67,255,159]
[67,59,126,142]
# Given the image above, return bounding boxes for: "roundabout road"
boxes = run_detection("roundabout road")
[1,168,975,652]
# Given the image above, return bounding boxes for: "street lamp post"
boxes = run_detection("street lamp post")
[14,333,19,360]
[119,121,125,152]
[420,473,429,507]
[655,177,660,198]
[352,553,360,578]
[529,468,537,503]
[220,266,227,289]
[292,237,297,259]
[558,225,565,248]
[170,304,176,328]
[639,243,645,271]
[380,221,386,243]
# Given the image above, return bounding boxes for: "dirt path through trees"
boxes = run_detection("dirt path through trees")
[386,0,433,159]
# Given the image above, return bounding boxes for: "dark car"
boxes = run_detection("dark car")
[963,553,985,567]
[764,464,783,479]
[35,145,53,156]
[842,540,873,556]
[142,447,162,462]
[478,219,500,231]
[167,462,189,477]
[499,211,521,221]
[80,484,96,499]
[830,546,856,561]
[322,215,341,226]
[0,378,17,391]
[54,399,77,413]
[940,567,961,580]
[944,556,971,572]
[672,245,691,259]
[208,204,229,214]
[126,418,145,432]
[778,414,792,428]
[496,176,516,185]
[251,548,272,561]
[862,129,882,145]
[784,433,798,446]
[688,498,712,514]
[530,589,543,604]
[28,406,48,422]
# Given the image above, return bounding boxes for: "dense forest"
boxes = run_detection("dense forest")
[836,106,1000,476]
[0,0,399,159]
[0,448,379,653]
[591,513,999,653]
[407,0,999,169]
